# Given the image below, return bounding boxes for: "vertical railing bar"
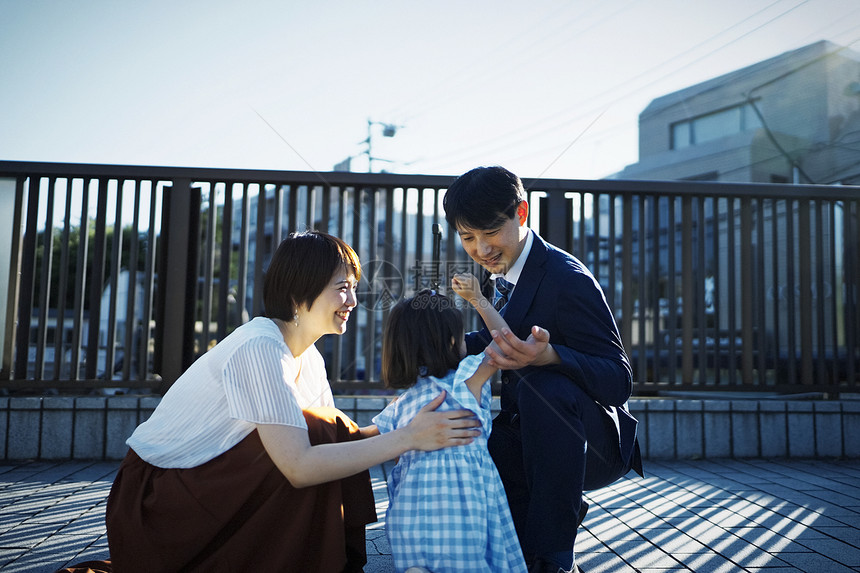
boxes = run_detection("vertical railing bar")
[35,177,56,381]
[798,198,813,385]
[399,188,408,294]
[431,187,441,290]
[697,197,707,385]
[54,178,74,380]
[199,182,217,357]
[252,183,267,319]
[217,183,233,339]
[814,199,828,385]
[651,195,662,383]
[607,194,617,316]
[320,185,331,234]
[122,180,141,381]
[785,198,797,385]
[1,177,26,380]
[681,195,694,385]
[726,197,737,386]
[667,195,677,385]
[592,193,601,286]
[348,187,362,381]
[140,180,159,381]
[445,186,460,280]
[771,199,782,389]
[69,179,91,381]
[637,196,646,382]
[740,196,754,385]
[578,192,586,262]
[14,176,40,379]
[827,200,839,387]
[237,185,250,327]
[273,183,283,249]
[416,188,425,279]
[712,196,722,386]
[383,186,395,332]
[288,182,298,235]
[621,195,633,382]
[365,187,379,382]
[846,199,859,388]
[306,183,316,232]
[85,179,108,380]
[383,186,395,264]
[756,198,767,387]
[105,178,125,382]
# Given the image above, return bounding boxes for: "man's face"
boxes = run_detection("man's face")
[455,201,529,275]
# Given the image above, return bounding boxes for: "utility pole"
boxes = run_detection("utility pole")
[364,119,400,173]
[334,119,402,173]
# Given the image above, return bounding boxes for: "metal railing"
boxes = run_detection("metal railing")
[1,161,858,396]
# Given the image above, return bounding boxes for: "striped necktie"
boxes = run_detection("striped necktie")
[494,277,514,311]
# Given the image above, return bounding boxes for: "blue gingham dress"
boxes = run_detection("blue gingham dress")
[373,353,527,573]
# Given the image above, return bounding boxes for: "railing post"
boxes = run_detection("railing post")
[0,177,23,380]
[542,190,570,253]
[155,178,199,393]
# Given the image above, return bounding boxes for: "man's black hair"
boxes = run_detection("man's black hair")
[443,165,526,231]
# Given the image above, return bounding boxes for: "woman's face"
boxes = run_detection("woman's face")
[302,267,358,336]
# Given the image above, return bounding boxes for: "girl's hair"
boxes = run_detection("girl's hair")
[263,231,361,320]
[381,289,464,389]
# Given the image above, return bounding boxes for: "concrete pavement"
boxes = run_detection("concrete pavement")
[0,458,858,572]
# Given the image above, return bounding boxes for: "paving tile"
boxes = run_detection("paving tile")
[746,566,804,573]
[816,525,860,544]
[673,551,742,573]
[0,459,858,572]
[0,521,61,550]
[724,526,812,553]
[3,534,103,573]
[777,551,858,572]
[576,551,637,572]
[792,537,860,566]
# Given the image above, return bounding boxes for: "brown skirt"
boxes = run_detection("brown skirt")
[59,407,377,573]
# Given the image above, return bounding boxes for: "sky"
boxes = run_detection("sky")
[1,0,859,181]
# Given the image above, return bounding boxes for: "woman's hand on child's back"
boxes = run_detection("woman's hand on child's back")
[406,391,481,451]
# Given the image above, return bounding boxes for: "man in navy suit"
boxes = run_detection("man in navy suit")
[443,166,642,573]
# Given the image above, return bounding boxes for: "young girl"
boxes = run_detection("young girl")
[373,278,527,573]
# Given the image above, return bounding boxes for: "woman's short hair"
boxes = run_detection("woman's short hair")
[443,165,526,231]
[382,290,464,389]
[263,231,361,320]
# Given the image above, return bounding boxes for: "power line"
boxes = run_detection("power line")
[414,0,813,173]
[387,0,640,125]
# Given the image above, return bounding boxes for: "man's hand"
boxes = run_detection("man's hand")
[485,325,559,370]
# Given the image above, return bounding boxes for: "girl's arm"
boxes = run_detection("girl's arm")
[452,273,510,399]
[463,353,496,401]
[358,425,379,438]
[257,391,478,488]
[451,273,508,334]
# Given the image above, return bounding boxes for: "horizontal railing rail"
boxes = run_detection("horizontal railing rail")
[1,161,858,396]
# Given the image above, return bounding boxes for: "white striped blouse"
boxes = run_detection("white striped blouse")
[126,317,334,468]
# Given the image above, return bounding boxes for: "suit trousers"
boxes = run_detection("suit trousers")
[488,371,630,559]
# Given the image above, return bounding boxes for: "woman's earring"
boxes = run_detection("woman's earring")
[293,313,299,328]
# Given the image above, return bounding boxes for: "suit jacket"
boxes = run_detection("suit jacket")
[466,231,642,476]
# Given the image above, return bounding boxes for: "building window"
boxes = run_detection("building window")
[671,102,763,149]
